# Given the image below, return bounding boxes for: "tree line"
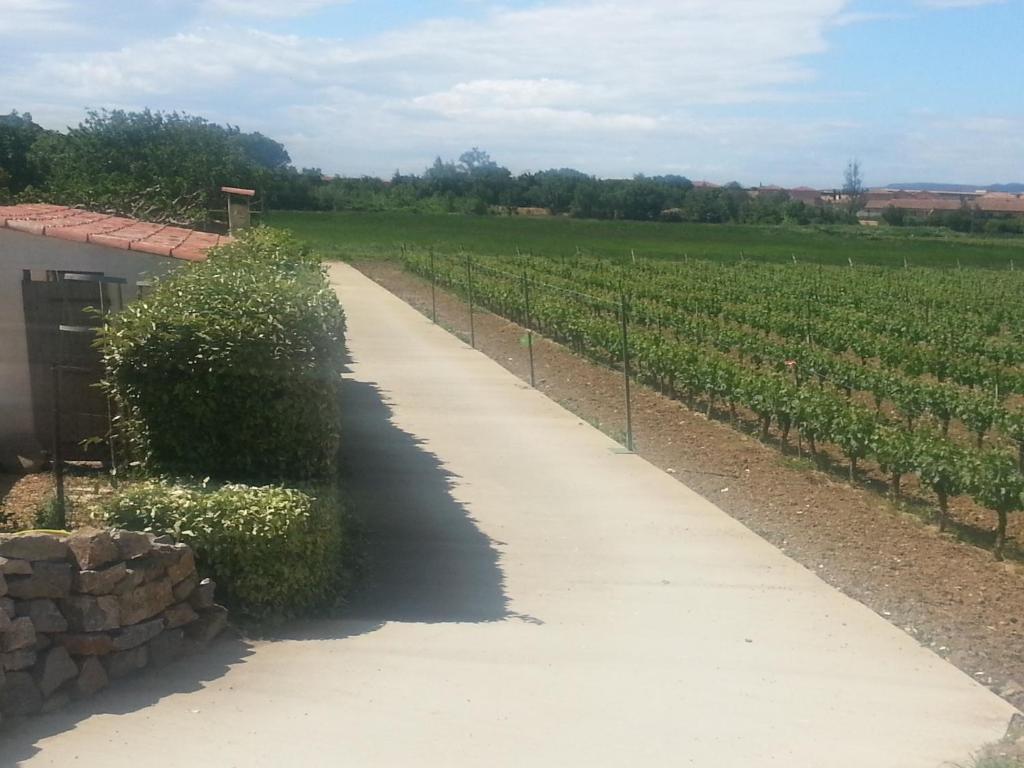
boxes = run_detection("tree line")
[1,108,855,227]
[0,109,299,226]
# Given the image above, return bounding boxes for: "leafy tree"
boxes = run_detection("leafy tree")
[0,110,48,199]
[523,168,590,214]
[841,157,866,215]
[458,147,499,175]
[842,158,864,197]
[881,205,906,226]
[31,109,272,225]
[230,129,291,169]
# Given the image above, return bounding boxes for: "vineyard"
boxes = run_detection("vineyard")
[400,248,1024,560]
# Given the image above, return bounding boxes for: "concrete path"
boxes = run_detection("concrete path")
[3,262,1016,767]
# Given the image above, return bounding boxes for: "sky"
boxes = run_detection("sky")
[2,0,1022,187]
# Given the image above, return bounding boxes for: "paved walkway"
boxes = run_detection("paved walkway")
[3,262,1016,767]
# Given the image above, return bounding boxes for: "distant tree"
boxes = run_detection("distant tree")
[620,177,669,220]
[842,158,864,197]
[881,205,906,226]
[521,168,590,214]
[448,148,511,208]
[265,166,325,210]
[422,156,466,201]
[457,147,499,176]
[0,110,48,199]
[229,130,291,169]
[30,109,269,225]
[649,174,693,190]
[842,158,865,214]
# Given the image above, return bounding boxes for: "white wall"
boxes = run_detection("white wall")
[0,229,184,470]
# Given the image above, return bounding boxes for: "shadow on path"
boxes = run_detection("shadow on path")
[285,372,510,639]
[0,634,254,764]
[0,366,511,761]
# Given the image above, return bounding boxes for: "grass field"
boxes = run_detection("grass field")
[268,210,1024,269]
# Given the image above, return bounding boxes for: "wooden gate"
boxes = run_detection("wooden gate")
[21,270,121,463]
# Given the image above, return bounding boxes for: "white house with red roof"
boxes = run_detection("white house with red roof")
[0,204,228,470]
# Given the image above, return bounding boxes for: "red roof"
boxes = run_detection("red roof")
[0,204,229,262]
[864,197,964,212]
[978,195,1024,214]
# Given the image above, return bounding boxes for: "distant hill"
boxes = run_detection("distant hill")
[886,182,1024,194]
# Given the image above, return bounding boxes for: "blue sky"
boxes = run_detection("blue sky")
[2,0,1021,187]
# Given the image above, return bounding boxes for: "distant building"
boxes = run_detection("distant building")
[788,187,826,206]
[863,196,964,217]
[863,189,1024,219]
[976,193,1024,216]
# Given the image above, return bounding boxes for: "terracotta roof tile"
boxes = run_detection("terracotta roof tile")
[171,245,215,262]
[979,196,1024,213]
[0,204,226,261]
[52,216,137,244]
[865,197,964,212]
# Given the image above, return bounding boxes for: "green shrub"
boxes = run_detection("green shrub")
[104,479,351,619]
[100,227,346,482]
[34,497,67,530]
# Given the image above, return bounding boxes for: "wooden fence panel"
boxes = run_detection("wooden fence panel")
[21,272,109,462]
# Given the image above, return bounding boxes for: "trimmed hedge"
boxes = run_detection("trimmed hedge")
[100,227,346,482]
[104,480,350,619]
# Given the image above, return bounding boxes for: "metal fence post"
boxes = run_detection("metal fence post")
[429,248,437,324]
[620,292,634,452]
[467,253,476,348]
[51,364,66,529]
[522,267,536,387]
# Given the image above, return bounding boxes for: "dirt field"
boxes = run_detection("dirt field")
[355,260,1024,714]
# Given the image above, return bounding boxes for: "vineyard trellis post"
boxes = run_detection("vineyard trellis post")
[466,253,476,348]
[429,248,437,324]
[522,266,536,387]
[620,291,634,453]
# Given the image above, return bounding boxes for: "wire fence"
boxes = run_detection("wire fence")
[422,252,635,452]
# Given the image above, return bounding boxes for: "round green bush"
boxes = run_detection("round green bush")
[100,227,346,482]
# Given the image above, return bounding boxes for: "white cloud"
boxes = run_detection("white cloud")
[0,0,882,183]
[15,30,345,98]
[15,1,847,106]
[916,0,1006,7]
[0,0,73,35]
[205,0,351,18]
[6,0,1017,185]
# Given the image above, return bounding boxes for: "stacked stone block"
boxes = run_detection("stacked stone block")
[0,529,227,720]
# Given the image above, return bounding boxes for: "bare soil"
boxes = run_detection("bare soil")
[1,470,113,532]
[356,260,1024,715]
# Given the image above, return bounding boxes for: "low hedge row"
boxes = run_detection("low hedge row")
[100,227,347,482]
[103,480,351,619]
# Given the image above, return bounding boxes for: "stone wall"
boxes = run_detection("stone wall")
[0,529,227,720]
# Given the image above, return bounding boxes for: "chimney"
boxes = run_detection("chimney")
[221,186,256,233]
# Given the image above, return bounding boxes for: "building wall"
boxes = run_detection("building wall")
[0,229,183,470]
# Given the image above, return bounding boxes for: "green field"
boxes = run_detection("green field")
[268,210,1024,269]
